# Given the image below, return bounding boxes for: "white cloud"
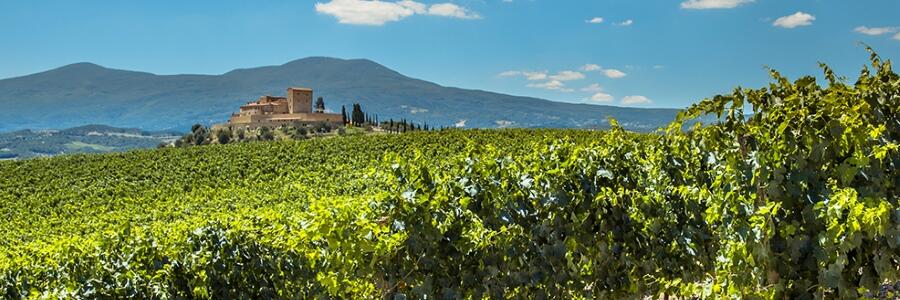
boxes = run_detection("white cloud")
[680,0,754,9]
[581,84,613,103]
[315,0,480,25]
[582,64,626,78]
[549,70,585,81]
[773,12,815,29]
[621,95,652,105]
[528,80,566,90]
[580,83,604,93]
[428,3,481,19]
[315,0,416,25]
[588,92,614,103]
[615,19,634,26]
[581,64,601,71]
[854,26,898,36]
[603,69,627,79]
[501,68,594,93]
[653,65,665,69]
[498,70,549,81]
[454,120,467,128]
[894,32,900,41]
[523,71,548,81]
[587,17,604,24]
[399,0,427,13]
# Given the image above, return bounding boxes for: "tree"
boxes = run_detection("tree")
[315,97,325,113]
[317,121,332,133]
[258,127,274,141]
[190,124,209,146]
[290,127,307,140]
[351,104,365,125]
[216,129,231,144]
[341,106,348,125]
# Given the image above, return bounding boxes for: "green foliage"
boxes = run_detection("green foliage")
[1,53,898,298]
[216,129,232,144]
[258,127,274,141]
[352,103,365,125]
[664,48,900,298]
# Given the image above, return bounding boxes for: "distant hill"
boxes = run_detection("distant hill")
[0,57,683,132]
[0,125,178,159]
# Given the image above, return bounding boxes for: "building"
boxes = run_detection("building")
[217,87,343,129]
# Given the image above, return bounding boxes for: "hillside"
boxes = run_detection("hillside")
[0,124,179,159]
[0,58,681,132]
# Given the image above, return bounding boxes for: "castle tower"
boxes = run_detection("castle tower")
[287,87,313,114]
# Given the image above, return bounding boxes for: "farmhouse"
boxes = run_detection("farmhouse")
[218,87,343,129]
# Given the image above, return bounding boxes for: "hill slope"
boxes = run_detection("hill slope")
[0,58,681,132]
[0,124,178,159]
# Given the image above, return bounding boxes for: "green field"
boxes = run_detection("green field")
[64,141,118,152]
[1,56,898,299]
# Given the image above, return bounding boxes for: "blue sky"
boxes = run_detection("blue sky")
[1,0,898,108]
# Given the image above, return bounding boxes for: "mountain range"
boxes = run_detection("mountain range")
[0,57,684,132]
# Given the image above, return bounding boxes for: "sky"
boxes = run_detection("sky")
[1,0,899,108]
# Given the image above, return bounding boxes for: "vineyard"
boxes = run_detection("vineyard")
[1,52,898,299]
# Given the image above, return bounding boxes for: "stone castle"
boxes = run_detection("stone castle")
[218,87,343,129]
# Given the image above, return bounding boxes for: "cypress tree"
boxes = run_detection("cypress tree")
[350,104,355,125]
[351,104,365,125]
[341,105,347,125]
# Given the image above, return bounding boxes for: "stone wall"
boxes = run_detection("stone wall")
[220,112,343,130]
